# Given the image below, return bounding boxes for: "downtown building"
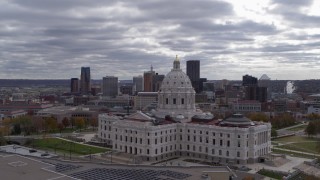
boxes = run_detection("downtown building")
[80,67,91,95]
[98,57,271,165]
[102,76,118,97]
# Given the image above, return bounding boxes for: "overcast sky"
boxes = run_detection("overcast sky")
[0,0,319,80]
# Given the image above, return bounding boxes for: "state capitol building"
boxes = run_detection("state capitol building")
[98,57,271,165]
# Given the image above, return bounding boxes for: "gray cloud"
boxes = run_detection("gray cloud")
[0,0,319,80]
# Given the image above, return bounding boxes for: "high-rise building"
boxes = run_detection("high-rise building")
[242,75,258,87]
[143,66,155,92]
[80,67,91,94]
[70,78,79,93]
[152,73,165,92]
[243,75,267,103]
[186,60,200,93]
[133,76,143,94]
[102,76,118,97]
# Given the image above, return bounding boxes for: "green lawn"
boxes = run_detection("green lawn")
[273,136,318,143]
[278,142,320,154]
[272,148,316,159]
[287,125,307,132]
[31,138,109,155]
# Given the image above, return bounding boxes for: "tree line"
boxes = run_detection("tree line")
[0,115,98,137]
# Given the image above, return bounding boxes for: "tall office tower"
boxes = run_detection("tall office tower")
[186,60,200,93]
[143,66,155,92]
[242,74,258,87]
[80,67,91,94]
[70,78,79,93]
[102,76,118,97]
[259,74,271,100]
[152,73,165,92]
[243,74,267,102]
[133,76,143,94]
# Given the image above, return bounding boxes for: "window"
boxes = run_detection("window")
[173,98,176,104]
[212,149,215,154]
[238,141,241,147]
[220,133,223,137]
[226,151,229,157]
[220,139,223,146]
[213,139,215,145]
[238,135,241,138]
[227,140,230,147]
[155,139,157,144]
[187,136,190,141]
[219,150,222,155]
[181,98,184,104]
[140,138,142,144]
[166,98,168,104]
[148,139,150,145]
[237,151,240,157]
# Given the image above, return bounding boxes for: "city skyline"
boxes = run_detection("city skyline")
[0,0,319,80]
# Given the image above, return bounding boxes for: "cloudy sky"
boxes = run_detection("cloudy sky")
[0,0,319,80]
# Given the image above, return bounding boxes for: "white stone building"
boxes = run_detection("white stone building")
[98,57,271,164]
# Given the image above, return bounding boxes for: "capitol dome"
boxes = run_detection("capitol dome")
[155,56,199,121]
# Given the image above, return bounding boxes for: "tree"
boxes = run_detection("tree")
[13,115,33,135]
[0,127,8,145]
[305,122,317,137]
[12,124,21,135]
[70,117,75,129]
[31,116,44,133]
[75,117,85,131]
[247,112,269,122]
[270,113,296,129]
[44,117,58,132]
[306,113,320,121]
[90,118,98,130]
[62,117,70,128]
[57,123,64,133]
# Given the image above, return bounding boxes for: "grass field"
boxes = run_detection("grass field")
[31,138,109,155]
[287,125,307,132]
[272,148,317,159]
[273,136,318,143]
[280,142,320,154]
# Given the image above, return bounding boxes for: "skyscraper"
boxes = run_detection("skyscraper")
[102,76,118,97]
[70,78,79,93]
[143,66,155,92]
[80,67,91,95]
[152,73,165,92]
[186,60,200,93]
[242,74,258,87]
[243,74,267,102]
[133,76,143,94]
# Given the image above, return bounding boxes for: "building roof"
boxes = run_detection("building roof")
[259,74,271,80]
[220,114,254,127]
